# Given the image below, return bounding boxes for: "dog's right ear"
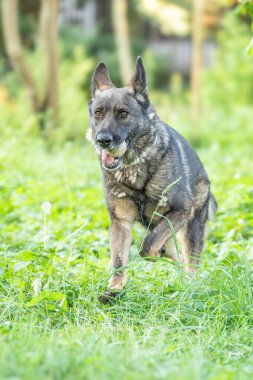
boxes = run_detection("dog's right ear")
[91,62,115,98]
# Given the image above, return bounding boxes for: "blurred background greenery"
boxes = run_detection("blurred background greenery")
[1,3,253,378]
[0,0,253,145]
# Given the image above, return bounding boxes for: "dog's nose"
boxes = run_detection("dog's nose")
[96,132,113,148]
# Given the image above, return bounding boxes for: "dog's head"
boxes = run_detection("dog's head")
[88,57,154,171]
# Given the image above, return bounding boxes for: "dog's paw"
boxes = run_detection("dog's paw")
[98,289,122,304]
[139,247,161,260]
[159,245,166,257]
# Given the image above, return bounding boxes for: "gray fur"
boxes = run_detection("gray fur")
[88,56,217,302]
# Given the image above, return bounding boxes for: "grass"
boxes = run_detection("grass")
[1,95,253,380]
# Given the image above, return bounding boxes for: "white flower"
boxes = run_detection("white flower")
[41,201,52,215]
[32,278,42,295]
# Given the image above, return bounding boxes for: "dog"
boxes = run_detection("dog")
[87,56,217,303]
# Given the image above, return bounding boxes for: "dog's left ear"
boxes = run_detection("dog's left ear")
[128,56,149,105]
[91,62,115,98]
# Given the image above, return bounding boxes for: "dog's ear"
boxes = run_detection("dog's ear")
[91,62,115,98]
[128,56,149,105]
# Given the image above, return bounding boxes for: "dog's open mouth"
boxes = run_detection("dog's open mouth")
[101,150,123,171]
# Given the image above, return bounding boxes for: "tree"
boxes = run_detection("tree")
[190,0,204,124]
[2,0,59,127]
[111,0,132,84]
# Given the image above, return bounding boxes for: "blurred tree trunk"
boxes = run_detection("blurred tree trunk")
[111,0,132,84]
[190,0,204,124]
[39,0,59,123]
[1,0,59,127]
[95,0,113,34]
[2,0,40,111]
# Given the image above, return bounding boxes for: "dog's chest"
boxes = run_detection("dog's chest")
[109,165,170,225]
[111,163,169,201]
[113,164,146,189]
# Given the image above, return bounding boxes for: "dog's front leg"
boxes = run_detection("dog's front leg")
[99,218,132,304]
[99,196,139,304]
[108,218,132,290]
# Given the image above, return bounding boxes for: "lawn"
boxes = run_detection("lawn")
[1,96,253,380]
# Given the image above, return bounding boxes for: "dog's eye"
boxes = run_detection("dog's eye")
[95,111,102,119]
[119,111,128,119]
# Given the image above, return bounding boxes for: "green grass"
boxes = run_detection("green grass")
[1,97,253,380]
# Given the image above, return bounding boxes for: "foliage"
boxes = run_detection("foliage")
[0,45,93,143]
[237,0,253,55]
[59,24,169,90]
[202,11,253,114]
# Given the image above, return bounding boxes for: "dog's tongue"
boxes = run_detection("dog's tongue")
[101,150,115,166]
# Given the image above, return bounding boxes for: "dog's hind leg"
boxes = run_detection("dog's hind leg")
[177,203,208,273]
[140,210,189,258]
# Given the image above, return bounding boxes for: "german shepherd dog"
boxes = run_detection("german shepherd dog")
[87,57,217,303]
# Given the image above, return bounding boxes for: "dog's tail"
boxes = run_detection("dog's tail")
[208,193,217,220]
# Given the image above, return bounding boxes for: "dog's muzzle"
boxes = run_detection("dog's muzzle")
[100,141,127,171]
